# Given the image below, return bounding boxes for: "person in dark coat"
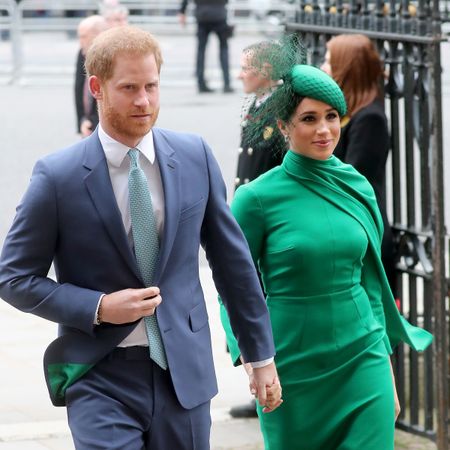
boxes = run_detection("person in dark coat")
[322,33,396,294]
[178,0,233,93]
[74,15,107,136]
[234,41,289,192]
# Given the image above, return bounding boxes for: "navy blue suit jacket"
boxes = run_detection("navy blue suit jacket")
[0,128,275,407]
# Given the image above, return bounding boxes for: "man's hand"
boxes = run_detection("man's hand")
[100,287,161,324]
[250,362,283,413]
[264,381,283,412]
[178,13,186,27]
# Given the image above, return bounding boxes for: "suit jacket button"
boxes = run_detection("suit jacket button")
[247,147,253,155]
[244,178,250,184]
[235,177,241,185]
[238,147,243,154]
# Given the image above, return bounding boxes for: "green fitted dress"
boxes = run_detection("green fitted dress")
[220,151,432,450]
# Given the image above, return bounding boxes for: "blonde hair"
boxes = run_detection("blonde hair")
[85,25,163,80]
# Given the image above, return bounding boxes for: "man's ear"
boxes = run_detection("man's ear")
[261,62,272,79]
[89,75,103,100]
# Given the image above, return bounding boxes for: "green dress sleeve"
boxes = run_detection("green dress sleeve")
[219,185,265,365]
[361,247,392,353]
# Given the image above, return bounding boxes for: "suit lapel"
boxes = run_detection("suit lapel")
[152,129,180,282]
[82,132,142,281]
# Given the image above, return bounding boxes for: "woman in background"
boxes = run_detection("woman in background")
[321,33,396,293]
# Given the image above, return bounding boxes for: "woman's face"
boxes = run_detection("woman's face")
[321,50,332,76]
[279,98,341,160]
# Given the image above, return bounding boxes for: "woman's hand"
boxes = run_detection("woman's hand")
[390,358,401,420]
[393,382,401,420]
[263,379,283,412]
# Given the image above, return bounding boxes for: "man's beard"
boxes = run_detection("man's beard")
[101,97,159,142]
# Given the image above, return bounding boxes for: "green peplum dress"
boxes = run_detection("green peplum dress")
[220,150,432,450]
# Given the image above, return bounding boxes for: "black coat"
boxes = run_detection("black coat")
[234,100,286,191]
[180,0,227,22]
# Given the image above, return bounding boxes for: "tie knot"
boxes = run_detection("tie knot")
[128,148,140,167]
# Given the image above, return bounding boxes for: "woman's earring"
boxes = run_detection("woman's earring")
[284,134,289,143]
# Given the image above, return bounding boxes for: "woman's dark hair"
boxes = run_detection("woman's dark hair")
[268,74,305,124]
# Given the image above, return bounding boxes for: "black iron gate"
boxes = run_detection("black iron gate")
[286,1,448,448]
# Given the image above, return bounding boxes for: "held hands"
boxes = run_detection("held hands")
[100,287,161,324]
[248,362,283,413]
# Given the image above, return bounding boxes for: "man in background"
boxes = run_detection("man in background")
[99,0,129,27]
[178,0,234,93]
[74,14,107,137]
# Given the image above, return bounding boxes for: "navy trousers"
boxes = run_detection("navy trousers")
[66,347,211,450]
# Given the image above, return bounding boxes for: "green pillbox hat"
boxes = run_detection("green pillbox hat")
[288,64,347,116]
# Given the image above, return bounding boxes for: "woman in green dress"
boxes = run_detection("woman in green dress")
[220,64,432,449]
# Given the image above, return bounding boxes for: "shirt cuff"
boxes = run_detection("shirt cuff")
[249,357,274,369]
[94,294,105,325]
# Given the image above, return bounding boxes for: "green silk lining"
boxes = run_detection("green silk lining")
[47,362,94,403]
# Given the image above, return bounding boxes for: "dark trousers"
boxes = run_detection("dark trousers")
[196,20,230,89]
[66,347,211,449]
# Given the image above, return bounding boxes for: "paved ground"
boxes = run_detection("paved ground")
[0,26,447,450]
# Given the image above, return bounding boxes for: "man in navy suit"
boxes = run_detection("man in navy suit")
[0,26,281,449]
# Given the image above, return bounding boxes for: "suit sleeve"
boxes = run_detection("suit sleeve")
[199,142,275,365]
[0,159,103,336]
[219,185,266,364]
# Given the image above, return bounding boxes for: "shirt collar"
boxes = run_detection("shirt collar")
[98,124,155,168]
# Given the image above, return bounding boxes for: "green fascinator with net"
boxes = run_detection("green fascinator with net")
[286,64,347,116]
[241,36,347,153]
[240,34,307,156]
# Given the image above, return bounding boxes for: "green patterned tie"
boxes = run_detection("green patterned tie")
[128,148,167,370]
